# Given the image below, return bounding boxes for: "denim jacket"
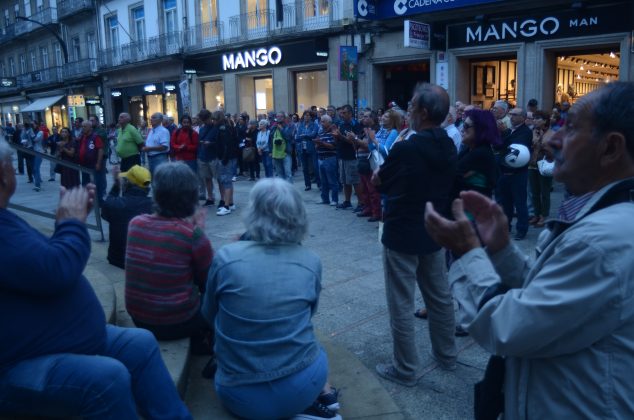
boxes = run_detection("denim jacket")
[202,241,322,387]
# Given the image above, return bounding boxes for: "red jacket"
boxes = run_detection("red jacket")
[170,128,199,161]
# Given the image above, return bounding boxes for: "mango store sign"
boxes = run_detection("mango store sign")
[222,47,282,71]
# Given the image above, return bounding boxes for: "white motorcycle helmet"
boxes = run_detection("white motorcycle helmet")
[504,144,530,168]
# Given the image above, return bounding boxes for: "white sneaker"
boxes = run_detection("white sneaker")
[329,202,338,206]
[231,176,237,182]
[216,207,231,216]
[229,204,236,210]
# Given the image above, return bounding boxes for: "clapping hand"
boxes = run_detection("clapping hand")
[56,184,96,223]
[425,191,510,256]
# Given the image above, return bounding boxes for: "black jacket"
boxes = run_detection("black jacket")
[378,128,457,255]
[498,124,532,174]
[101,184,153,269]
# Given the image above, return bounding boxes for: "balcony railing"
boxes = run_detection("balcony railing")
[229,7,297,41]
[15,7,58,36]
[301,0,341,31]
[0,24,15,44]
[228,1,342,42]
[17,66,63,87]
[57,0,94,20]
[185,21,225,51]
[64,58,98,78]
[100,32,183,69]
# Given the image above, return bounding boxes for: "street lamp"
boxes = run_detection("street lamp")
[15,15,69,64]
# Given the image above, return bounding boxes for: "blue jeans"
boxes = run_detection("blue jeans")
[215,348,328,420]
[261,151,274,177]
[301,143,320,188]
[273,155,293,183]
[33,154,42,188]
[0,325,191,420]
[181,159,197,174]
[148,153,169,175]
[496,170,529,235]
[318,156,338,204]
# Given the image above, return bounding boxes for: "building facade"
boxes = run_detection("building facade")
[1,0,632,128]
[351,0,633,111]
[0,0,102,127]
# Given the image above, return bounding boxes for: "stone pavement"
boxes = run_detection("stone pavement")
[9,155,564,419]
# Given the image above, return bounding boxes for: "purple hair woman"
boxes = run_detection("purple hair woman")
[454,108,500,197]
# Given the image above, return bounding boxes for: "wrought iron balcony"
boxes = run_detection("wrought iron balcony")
[184,21,225,51]
[64,58,98,79]
[228,1,342,42]
[14,8,58,36]
[300,0,341,31]
[17,66,63,87]
[229,7,297,42]
[0,24,15,44]
[57,0,94,20]
[99,32,183,69]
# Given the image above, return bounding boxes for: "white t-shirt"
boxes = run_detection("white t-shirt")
[445,124,462,151]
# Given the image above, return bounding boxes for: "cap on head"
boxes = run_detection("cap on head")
[119,165,151,189]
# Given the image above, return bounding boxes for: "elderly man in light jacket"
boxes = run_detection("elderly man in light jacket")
[425,81,634,419]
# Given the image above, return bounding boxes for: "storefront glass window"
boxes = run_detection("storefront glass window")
[203,80,224,111]
[146,94,163,120]
[165,92,178,120]
[295,69,328,113]
[469,58,516,110]
[555,51,619,105]
[254,77,273,115]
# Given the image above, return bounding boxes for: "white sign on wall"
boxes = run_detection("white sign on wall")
[436,62,449,90]
[404,20,430,49]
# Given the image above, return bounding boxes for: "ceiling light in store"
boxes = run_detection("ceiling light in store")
[61,105,66,109]
[587,70,591,74]
[596,78,599,82]
[560,56,564,61]
[576,74,581,79]
[609,52,616,58]
[580,65,584,70]
[298,76,303,80]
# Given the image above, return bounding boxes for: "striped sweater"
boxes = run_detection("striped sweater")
[125,214,213,325]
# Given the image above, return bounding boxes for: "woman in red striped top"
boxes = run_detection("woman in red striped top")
[125,162,213,353]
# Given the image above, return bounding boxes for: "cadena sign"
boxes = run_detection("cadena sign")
[222,47,283,71]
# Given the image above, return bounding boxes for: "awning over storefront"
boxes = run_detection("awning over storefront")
[21,95,64,112]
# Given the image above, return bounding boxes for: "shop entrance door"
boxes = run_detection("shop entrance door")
[383,62,430,109]
[469,56,517,110]
[553,48,620,106]
[238,74,273,119]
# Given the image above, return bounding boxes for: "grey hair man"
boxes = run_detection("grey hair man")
[425,81,634,418]
[372,83,458,386]
[492,100,512,132]
[143,112,170,175]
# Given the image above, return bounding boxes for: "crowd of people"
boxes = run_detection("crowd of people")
[1,81,634,420]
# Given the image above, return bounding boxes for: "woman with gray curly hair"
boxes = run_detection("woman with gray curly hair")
[202,178,340,420]
[125,162,214,353]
